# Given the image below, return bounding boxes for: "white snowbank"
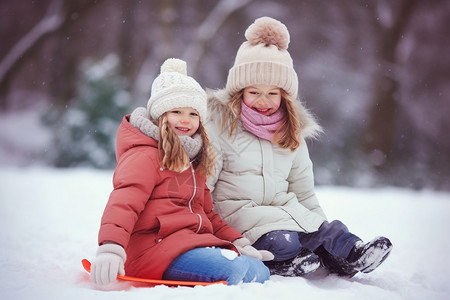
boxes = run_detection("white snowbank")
[1,167,449,300]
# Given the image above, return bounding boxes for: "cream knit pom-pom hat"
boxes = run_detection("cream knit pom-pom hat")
[147,58,207,122]
[226,17,299,100]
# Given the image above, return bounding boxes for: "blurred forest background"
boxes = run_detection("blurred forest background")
[1,0,449,191]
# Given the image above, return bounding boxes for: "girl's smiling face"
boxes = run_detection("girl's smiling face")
[243,84,282,116]
[166,107,200,137]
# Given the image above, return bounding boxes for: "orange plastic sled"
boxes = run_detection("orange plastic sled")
[82,259,227,287]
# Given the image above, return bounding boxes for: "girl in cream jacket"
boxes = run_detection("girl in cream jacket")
[206,17,392,277]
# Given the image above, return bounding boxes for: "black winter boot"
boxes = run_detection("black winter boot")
[315,236,393,277]
[265,248,320,277]
[314,246,353,277]
[346,236,393,274]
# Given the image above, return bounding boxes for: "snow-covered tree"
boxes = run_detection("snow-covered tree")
[44,54,131,168]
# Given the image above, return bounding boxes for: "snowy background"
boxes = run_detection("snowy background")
[1,1,449,299]
[1,167,449,300]
[2,0,449,190]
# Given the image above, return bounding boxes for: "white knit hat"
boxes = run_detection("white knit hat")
[226,17,299,100]
[147,58,207,122]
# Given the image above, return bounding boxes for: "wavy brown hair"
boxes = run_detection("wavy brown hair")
[222,89,301,151]
[158,113,216,177]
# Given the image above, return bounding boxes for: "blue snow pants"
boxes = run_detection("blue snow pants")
[252,220,361,261]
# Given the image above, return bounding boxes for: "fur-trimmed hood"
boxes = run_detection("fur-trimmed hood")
[206,88,322,139]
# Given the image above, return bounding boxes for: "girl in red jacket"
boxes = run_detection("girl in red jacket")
[90,58,272,286]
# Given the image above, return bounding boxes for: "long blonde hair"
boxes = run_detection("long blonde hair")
[158,113,216,177]
[222,89,301,151]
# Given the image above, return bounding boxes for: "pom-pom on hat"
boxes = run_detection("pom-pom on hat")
[226,17,299,100]
[147,58,207,122]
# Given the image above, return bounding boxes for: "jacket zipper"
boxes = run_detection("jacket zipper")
[188,163,202,233]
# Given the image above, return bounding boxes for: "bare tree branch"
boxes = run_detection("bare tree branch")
[132,0,252,102]
[182,0,253,75]
[0,0,65,85]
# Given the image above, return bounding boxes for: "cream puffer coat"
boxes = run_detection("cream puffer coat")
[206,89,328,244]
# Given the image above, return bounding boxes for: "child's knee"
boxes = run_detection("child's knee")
[224,255,250,285]
[240,256,270,284]
[322,220,349,233]
[223,255,270,285]
[254,231,302,261]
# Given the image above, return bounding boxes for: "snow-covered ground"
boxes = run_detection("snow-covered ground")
[1,167,449,300]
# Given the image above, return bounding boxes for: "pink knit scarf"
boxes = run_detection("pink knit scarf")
[240,102,284,142]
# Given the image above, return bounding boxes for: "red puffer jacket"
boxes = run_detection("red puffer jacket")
[98,115,242,279]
